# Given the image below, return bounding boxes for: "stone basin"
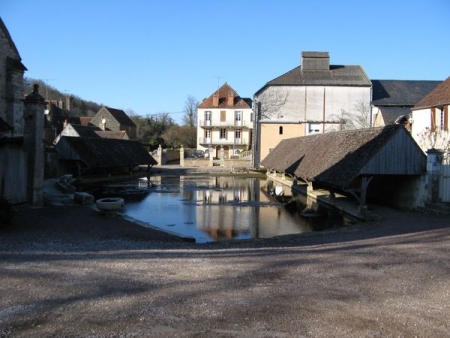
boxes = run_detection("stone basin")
[96,197,125,213]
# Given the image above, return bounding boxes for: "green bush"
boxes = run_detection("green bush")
[0,197,14,226]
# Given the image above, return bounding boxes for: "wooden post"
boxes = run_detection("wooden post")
[359,176,373,216]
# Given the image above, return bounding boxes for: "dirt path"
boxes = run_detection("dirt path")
[1,196,449,337]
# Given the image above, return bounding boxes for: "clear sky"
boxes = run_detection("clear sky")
[2,0,449,123]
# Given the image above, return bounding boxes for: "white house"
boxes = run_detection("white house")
[253,51,372,168]
[411,76,450,153]
[197,83,253,159]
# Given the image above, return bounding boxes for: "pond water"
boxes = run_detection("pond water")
[93,175,353,243]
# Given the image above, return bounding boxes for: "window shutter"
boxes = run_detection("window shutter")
[444,106,448,131]
[431,108,436,131]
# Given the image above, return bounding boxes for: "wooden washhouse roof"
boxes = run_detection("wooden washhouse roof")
[55,136,156,168]
[261,125,426,190]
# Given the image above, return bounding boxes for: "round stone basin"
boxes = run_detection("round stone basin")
[96,197,125,212]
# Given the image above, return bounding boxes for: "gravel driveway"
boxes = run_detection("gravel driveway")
[1,198,449,337]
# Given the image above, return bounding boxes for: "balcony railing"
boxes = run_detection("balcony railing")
[198,120,253,128]
[198,137,248,145]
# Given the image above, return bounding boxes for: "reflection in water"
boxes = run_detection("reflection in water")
[114,175,351,243]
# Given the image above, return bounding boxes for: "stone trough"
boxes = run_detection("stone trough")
[96,197,125,214]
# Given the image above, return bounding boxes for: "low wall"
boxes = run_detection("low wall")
[153,148,180,165]
[183,158,252,169]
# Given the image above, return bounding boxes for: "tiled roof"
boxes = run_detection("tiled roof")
[261,125,425,189]
[70,124,102,138]
[105,107,136,127]
[255,64,371,94]
[95,130,128,139]
[371,80,442,106]
[56,137,156,168]
[198,83,252,109]
[413,76,450,110]
[70,116,93,126]
[0,17,26,70]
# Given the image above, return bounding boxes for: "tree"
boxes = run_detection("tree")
[256,89,289,119]
[182,95,199,127]
[417,127,450,154]
[162,125,197,148]
[131,113,175,148]
[126,109,137,117]
[329,101,371,132]
[24,78,101,117]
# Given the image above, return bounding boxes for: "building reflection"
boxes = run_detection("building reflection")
[193,176,257,240]
[129,174,349,242]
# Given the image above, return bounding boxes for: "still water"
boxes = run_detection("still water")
[97,175,351,243]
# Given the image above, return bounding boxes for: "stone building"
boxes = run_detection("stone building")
[90,106,137,139]
[253,51,372,168]
[0,17,45,206]
[0,17,27,138]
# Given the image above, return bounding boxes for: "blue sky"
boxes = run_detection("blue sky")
[2,0,449,123]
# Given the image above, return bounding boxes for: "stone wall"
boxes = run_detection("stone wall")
[0,19,26,137]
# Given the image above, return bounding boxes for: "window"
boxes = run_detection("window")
[205,111,211,121]
[235,129,241,139]
[205,129,211,138]
[220,128,226,139]
[250,112,253,122]
[279,126,283,135]
[437,107,448,131]
[235,111,242,121]
[309,123,321,134]
[220,111,226,122]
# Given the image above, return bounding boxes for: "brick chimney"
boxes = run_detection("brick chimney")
[227,91,234,106]
[301,51,330,71]
[212,92,219,107]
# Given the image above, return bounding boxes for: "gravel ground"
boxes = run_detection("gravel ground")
[1,194,450,337]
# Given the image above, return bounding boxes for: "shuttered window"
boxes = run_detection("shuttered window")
[220,111,226,122]
[431,108,436,131]
[444,106,448,131]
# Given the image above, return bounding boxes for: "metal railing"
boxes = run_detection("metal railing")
[198,137,248,145]
[198,120,253,128]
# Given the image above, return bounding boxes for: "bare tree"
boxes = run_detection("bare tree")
[162,125,197,148]
[330,101,371,131]
[125,109,137,117]
[182,95,199,127]
[256,89,289,119]
[417,127,450,154]
[353,101,371,129]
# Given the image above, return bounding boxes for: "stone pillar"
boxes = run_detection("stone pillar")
[426,148,444,203]
[156,144,162,164]
[209,146,213,167]
[23,84,46,207]
[180,145,185,167]
[220,145,225,166]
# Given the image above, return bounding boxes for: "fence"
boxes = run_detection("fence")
[439,164,450,202]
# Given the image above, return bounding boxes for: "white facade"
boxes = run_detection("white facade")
[197,83,253,159]
[411,105,450,152]
[410,77,450,153]
[256,85,371,134]
[252,51,372,168]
